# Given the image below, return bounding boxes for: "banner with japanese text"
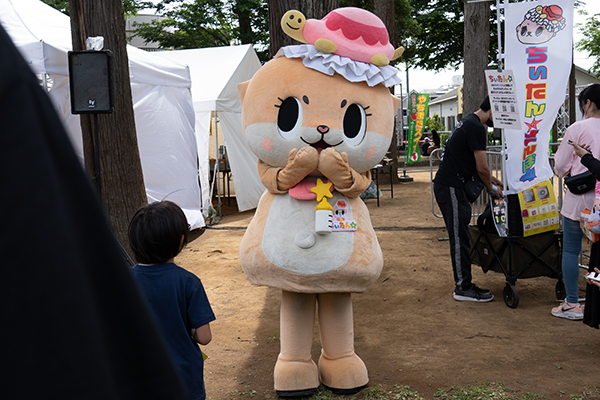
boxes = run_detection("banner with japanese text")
[406,92,429,163]
[504,0,573,194]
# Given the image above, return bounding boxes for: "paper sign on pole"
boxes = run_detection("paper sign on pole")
[485,69,522,130]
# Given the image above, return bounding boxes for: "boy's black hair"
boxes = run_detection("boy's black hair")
[578,83,600,115]
[480,96,491,112]
[128,201,189,264]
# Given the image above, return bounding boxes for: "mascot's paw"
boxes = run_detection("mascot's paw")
[277,147,320,191]
[289,147,319,173]
[318,352,368,394]
[317,148,353,189]
[274,357,319,397]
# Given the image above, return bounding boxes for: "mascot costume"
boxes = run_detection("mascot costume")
[238,7,402,396]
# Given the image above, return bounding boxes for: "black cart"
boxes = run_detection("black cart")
[469,203,565,308]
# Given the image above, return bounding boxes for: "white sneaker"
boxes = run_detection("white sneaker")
[551,301,584,320]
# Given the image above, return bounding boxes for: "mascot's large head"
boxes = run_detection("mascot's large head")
[238,7,402,174]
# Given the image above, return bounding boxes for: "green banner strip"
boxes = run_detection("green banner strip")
[406,92,430,163]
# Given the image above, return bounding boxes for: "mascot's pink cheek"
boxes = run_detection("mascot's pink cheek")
[262,137,274,152]
[365,146,377,161]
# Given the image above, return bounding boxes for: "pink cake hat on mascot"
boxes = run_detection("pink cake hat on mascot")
[279,7,403,87]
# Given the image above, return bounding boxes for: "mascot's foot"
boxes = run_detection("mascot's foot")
[323,384,368,395]
[318,352,368,394]
[274,357,319,397]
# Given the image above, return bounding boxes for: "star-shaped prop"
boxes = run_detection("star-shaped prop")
[310,178,333,202]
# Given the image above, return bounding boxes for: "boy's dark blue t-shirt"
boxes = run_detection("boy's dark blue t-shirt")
[131,263,216,400]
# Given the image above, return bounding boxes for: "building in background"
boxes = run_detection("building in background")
[427,87,459,132]
[126,14,165,51]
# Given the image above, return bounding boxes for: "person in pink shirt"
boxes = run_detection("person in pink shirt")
[553,83,600,320]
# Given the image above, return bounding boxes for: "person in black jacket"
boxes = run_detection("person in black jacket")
[433,97,503,302]
[571,141,600,328]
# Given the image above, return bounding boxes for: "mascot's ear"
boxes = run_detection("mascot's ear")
[392,94,402,113]
[238,80,250,104]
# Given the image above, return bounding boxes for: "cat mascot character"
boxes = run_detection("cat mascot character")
[238,7,402,397]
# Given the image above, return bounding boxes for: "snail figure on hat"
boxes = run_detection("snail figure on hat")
[281,7,404,66]
[238,6,401,397]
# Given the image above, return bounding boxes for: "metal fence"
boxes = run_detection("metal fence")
[429,145,564,227]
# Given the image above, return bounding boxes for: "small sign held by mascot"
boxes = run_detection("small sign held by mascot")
[238,6,402,397]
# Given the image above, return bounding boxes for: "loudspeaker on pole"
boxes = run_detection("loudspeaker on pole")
[68,50,114,114]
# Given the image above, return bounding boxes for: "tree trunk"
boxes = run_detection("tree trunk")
[68,0,147,258]
[235,1,253,44]
[374,0,400,182]
[268,0,338,58]
[463,0,490,114]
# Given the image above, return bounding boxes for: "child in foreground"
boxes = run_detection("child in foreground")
[129,201,215,400]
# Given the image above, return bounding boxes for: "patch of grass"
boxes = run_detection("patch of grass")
[305,384,423,400]
[230,386,258,397]
[433,382,542,400]
[571,386,600,399]
[220,383,600,400]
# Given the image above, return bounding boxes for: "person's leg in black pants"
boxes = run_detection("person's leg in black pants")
[433,182,473,290]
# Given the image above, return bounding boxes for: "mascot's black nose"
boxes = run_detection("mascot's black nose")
[317,125,329,134]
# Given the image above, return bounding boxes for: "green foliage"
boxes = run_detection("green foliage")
[339,0,420,58]
[133,0,269,61]
[426,114,444,132]
[398,0,498,71]
[401,0,463,70]
[124,0,150,16]
[40,0,69,15]
[576,10,600,77]
[440,132,450,147]
[40,0,512,75]
[40,0,147,17]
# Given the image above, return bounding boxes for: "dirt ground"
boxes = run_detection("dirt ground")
[176,166,600,399]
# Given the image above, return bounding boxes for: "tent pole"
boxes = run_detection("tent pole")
[42,74,49,92]
[214,112,222,218]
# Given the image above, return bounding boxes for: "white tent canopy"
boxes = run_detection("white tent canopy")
[0,0,205,229]
[155,45,265,213]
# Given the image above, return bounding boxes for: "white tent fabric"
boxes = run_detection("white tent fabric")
[155,45,265,213]
[0,0,205,229]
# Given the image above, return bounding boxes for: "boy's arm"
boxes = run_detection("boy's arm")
[192,323,212,345]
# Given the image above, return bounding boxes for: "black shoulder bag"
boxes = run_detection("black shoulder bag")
[564,170,595,194]
[460,174,485,203]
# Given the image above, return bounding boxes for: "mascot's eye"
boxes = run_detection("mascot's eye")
[343,103,368,146]
[520,26,528,36]
[277,97,303,139]
[535,27,544,37]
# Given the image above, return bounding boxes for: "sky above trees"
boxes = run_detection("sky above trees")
[40,0,599,92]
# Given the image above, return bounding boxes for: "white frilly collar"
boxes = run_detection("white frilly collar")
[275,44,401,88]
